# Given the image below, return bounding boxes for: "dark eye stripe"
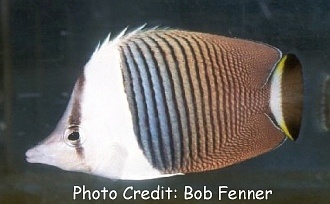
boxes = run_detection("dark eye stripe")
[67,73,85,159]
[69,73,85,126]
[75,143,84,159]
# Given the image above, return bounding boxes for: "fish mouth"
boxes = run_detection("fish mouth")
[25,148,38,163]
[26,145,89,173]
[25,146,46,164]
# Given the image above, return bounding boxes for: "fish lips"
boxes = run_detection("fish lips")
[25,145,50,164]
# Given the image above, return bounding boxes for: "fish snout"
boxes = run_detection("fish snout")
[25,146,43,164]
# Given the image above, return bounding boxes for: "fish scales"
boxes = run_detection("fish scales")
[26,28,303,180]
[120,30,279,173]
[188,34,217,156]
[163,32,206,169]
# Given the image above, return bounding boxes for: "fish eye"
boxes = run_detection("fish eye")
[63,125,85,147]
[68,131,80,141]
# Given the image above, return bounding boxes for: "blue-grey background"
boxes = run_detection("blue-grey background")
[0,0,329,203]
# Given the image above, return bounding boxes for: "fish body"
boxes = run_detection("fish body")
[26,28,303,180]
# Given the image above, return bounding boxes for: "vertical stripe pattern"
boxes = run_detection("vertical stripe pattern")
[119,29,286,173]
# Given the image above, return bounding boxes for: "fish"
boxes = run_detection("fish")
[25,27,303,180]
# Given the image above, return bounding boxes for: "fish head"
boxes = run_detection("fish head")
[25,119,93,173]
[25,41,137,179]
[25,88,129,178]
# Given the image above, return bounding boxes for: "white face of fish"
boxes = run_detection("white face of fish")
[25,36,166,180]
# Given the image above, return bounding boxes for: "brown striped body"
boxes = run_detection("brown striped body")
[119,30,286,173]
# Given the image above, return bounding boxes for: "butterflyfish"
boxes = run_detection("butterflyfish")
[26,28,303,180]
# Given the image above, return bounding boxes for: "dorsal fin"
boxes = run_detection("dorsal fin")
[270,54,303,141]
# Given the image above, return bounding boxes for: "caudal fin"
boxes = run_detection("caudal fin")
[270,54,303,141]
